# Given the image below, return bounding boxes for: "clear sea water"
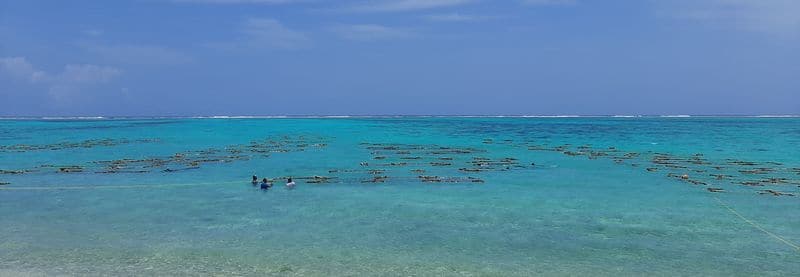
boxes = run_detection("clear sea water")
[1,117,798,276]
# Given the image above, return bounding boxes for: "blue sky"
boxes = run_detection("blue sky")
[1,0,798,116]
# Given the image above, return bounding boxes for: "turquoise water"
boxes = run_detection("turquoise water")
[1,117,798,276]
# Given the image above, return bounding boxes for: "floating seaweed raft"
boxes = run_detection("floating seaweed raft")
[1,135,798,196]
[349,142,535,184]
[521,141,799,197]
[1,135,329,175]
[0,138,159,152]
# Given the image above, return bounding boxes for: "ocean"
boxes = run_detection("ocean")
[1,117,798,276]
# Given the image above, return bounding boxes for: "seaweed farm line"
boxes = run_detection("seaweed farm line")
[3,135,798,197]
[1,117,798,276]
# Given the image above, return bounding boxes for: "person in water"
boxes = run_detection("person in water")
[285,177,296,189]
[260,178,272,190]
[252,175,258,185]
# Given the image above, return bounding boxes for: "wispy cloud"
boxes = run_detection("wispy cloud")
[243,18,311,48]
[344,0,473,12]
[331,24,413,41]
[0,56,121,98]
[210,18,311,50]
[0,57,48,83]
[662,0,800,37]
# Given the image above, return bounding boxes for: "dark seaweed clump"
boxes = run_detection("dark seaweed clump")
[350,142,534,184]
[0,135,328,175]
[523,141,799,198]
[0,138,159,152]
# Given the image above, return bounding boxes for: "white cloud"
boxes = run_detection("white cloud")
[82,44,192,65]
[662,0,800,37]
[345,0,473,12]
[209,18,310,50]
[242,18,311,48]
[331,24,413,41]
[0,56,121,97]
[0,57,48,83]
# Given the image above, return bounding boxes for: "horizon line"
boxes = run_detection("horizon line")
[1,114,799,120]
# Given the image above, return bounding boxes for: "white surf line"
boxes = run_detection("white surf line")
[713,196,800,252]
[0,180,244,191]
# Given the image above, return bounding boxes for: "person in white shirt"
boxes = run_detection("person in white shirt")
[285,177,296,189]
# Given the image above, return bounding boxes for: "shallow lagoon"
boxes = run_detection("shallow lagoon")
[1,117,799,276]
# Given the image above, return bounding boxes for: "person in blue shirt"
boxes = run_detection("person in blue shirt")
[259,178,272,190]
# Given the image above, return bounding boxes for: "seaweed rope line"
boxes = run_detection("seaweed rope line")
[0,176,485,190]
[0,180,244,190]
[712,195,800,252]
